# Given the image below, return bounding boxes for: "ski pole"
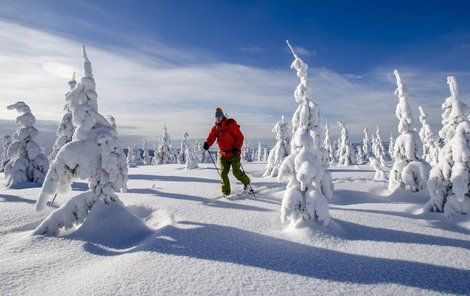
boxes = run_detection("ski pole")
[208,150,221,178]
[239,162,256,198]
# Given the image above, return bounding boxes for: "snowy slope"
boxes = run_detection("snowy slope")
[0,163,469,295]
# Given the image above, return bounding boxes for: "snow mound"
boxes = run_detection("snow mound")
[68,200,153,249]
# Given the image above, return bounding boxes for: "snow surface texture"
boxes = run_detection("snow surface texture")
[418,106,440,166]
[426,76,470,217]
[154,125,173,165]
[34,46,128,236]
[49,73,76,162]
[337,121,355,166]
[4,101,49,188]
[277,40,333,226]
[1,163,469,295]
[264,115,290,177]
[389,70,430,193]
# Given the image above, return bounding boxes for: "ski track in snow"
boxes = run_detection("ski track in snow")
[0,163,469,295]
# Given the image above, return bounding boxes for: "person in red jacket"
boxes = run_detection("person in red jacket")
[203,107,250,196]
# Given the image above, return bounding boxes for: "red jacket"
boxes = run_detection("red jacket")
[206,118,244,158]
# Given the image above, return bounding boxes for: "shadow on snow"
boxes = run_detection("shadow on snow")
[78,220,469,294]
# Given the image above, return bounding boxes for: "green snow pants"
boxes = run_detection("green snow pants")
[219,155,250,195]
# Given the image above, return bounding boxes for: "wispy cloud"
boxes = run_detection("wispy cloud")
[0,18,468,151]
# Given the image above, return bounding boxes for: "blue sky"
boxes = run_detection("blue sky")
[0,0,469,146]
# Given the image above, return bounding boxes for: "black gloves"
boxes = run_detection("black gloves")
[231,147,240,155]
[203,142,210,151]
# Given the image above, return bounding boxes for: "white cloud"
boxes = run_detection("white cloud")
[0,18,468,150]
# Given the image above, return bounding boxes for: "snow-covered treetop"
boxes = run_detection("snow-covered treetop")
[439,76,470,141]
[273,115,289,140]
[393,69,414,134]
[82,45,93,78]
[7,101,36,131]
[286,40,309,103]
[68,72,77,90]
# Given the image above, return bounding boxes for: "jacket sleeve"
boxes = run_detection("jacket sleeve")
[229,121,244,151]
[205,125,218,147]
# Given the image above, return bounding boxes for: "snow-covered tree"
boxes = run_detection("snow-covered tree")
[263,147,269,162]
[388,133,395,162]
[49,73,76,162]
[127,146,137,168]
[185,145,199,170]
[133,143,144,165]
[256,142,262,162]
[0,135,12,172]
[4,102,49,188]
[356,144,365,164]
[362,128,373,161]
[373,126,388,164]
[337,121,355,166]
[177,132,189,164]
[388,70,430,193]
[154,125,173,165]
[34,46,128,236]
[277,40,333,226]
[370,157,387,181]
[425,76,470,216]
[142,140,152,165]
[264,116,290,177]
[194,139,206,163]
[324,121,335,164]
[242,142,253,162]
[418,106,440,166]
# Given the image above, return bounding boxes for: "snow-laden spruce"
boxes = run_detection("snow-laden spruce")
[277,40,333,226]
[388,133,395,162]
[177,132,189,164]
[126,145,137,168]
[264,116,290,177]
[133,143,144,165]
[388,70,430,193]
[184,142,199,170]
[49,73,76,162]
[194,139,206,163]
[418,106,440,166]
[425,76,470,216]
[142,140,152,165]
[324,121,336,164]
[372,126,388,165]
[263,147,269,162]
[256,142,262,162]
[242,142,253,162]
[154,124,173,165]
[34,46,128,236]
[4,102,49,188]
[370,157,387,181]
[356,145,365,164]
[337,121,355,166]
[362,128,373,161]
[0,135,12,172]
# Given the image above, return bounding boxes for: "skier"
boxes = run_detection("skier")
[203,107,251,196]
